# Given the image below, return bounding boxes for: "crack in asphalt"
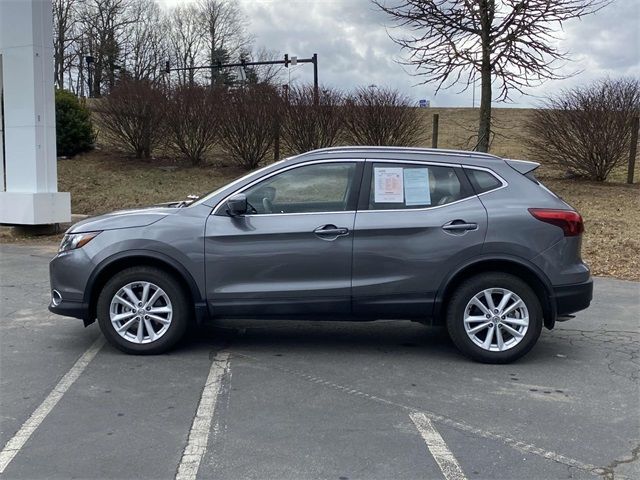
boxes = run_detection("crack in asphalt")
[601,444,640,480]
[549,329,639,384]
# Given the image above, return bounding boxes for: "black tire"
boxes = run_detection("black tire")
[446,272,543,364]
[97,266,189,355]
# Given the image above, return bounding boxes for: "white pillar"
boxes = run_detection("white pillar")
[0,0,71,225]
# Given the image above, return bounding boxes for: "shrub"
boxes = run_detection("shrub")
[343,86,423,146]
[219,85,283,170]
[526,78,640,181]
[94,79,166,159]
[165,85,221,166]
[281,84,344,155]
[55,89,94,157]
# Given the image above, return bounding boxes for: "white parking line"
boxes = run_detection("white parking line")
[410,412,467,480]
[176,351,230,480]
[0,336,105,474]
[245,355,602,475]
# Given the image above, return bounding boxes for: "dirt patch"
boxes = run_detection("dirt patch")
[57,150,244,216]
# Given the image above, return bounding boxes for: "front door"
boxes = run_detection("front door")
[204,161,363,317]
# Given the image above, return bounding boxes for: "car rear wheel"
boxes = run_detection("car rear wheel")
[97,266,189,354]
[446,272,542,363]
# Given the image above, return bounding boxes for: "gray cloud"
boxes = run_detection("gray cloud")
[161,0,640,107]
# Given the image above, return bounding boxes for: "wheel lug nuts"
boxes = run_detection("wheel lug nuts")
[146,306,151,311]
[144,315,149,320]
[493,309,499,314]
[501,316,505,320]
[486,314,491,319]
[138,302,142,307]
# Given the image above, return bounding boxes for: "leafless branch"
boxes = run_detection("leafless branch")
[165,85,221,165]
[343,86,423,146]
[219,85,283,170]
[94,78,167,158]
[526,77,640,181]
[281,84,345,154]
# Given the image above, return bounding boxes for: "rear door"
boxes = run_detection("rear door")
[204,160,363,317]
[352,160,488,318]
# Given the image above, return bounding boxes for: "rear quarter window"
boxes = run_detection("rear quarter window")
[466,169,502,194]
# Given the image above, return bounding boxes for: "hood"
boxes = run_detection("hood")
[69,206,177,233]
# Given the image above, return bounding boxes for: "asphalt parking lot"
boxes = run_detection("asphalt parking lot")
[0,243,638,480]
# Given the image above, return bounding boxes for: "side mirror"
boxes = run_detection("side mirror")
[226,194,248,216]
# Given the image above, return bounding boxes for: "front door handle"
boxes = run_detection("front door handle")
[442,220,478,232]
[313,225,349,238]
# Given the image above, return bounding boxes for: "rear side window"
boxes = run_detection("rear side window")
[466,169,502,194]
[368,163,465,210]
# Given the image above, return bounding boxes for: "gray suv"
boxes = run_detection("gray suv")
[49,147,592,363]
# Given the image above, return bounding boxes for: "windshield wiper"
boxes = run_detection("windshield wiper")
[176,194,200,208]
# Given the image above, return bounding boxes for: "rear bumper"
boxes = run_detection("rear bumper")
[553,278,593,316]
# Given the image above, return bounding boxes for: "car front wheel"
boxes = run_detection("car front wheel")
[446,273,543,363]
[97,266,189,354]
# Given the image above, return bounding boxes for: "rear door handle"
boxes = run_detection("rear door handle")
[313,225,349,238]
[442,221,478,232]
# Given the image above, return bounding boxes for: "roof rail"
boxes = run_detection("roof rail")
[298,146,501,160]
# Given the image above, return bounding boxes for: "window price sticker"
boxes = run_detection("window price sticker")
[374,167,404,203]
[404,168,431,206]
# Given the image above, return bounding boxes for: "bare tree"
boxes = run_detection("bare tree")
[219,85,283,170]
[165,85,221,165]
[343,86,422,146]
[95,78,167,158]
[247,47,285,86]
[122,0,168,83]
[526,78,640,181]
[281,84,344,154]
[374,0,608,152]
[78,0,138,96]
[167,4,205,86]
[198,0,253,86]
[53,0,79,89]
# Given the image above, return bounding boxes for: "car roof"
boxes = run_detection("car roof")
[293,146,504,165]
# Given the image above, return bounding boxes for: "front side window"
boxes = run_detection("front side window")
[243,162,357,214]
[369,163,464,210]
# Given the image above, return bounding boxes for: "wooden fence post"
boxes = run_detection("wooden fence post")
[431,113,439,148]
[627,116,639,184]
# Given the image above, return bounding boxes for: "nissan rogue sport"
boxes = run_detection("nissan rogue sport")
[49,147,593,363]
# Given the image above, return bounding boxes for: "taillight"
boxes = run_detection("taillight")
[528,208,584,236]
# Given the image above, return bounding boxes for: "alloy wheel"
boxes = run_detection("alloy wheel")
[109,281,173,344]
[463,287,529,352]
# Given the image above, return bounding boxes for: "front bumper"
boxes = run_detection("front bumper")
[553,278,593,316]
[48,250,93,324]
[48,298,90,321]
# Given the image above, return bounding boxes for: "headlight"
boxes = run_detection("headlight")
[59,232,101,253]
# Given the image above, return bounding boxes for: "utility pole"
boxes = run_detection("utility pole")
[312,53,318,105]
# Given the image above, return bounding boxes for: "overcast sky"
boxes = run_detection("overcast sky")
[159,0,640,107]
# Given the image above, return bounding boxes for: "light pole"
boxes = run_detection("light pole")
[85,55,94,98]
